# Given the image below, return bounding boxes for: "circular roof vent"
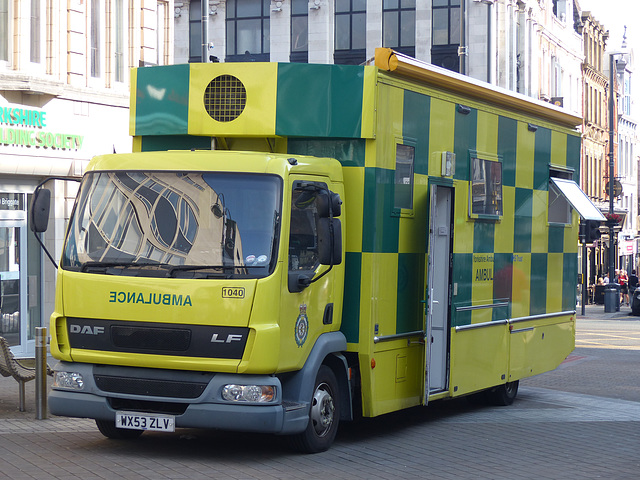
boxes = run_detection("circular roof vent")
[204,75,247,122]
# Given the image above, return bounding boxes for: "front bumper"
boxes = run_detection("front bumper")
[49,362,309,435]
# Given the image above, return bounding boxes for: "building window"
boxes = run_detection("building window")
[189,0,202,63]
[115,0,124,81]
[157,1,168,66]
[0,0,8,62]
[431,0,460,73]
[334,0,366,65]
[383,0,415,58]
[552,0,568,22]
[226,0,270,62]
[91,0,101,77]
[290,0,308,62]
[30,0,40,63]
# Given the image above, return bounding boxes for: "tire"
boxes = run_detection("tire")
[486,380,519,406]
[290,365,340,453]
[95,419,144,440]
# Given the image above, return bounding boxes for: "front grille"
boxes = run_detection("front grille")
[95,374,207,399]
[204,75,247,122]
[67,318,249,359]
[111,325,190,352]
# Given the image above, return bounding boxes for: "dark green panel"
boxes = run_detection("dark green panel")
[566,133,581,181]
[492,253,512,321]
[530,252,548,315]
[362,167,399,253]
[514,188,533,253]
[140,135,211,152]
[276,63,364,138]
[451,253,473,327]
[498,116,518,187]
[135,64,190,136]
[453,107,477,182]
[403,91,430,175]
[473,221,495,254]
[533,127,551,191]
[562,252,578,311]
[548,226,564,253]
[287,138,365,167]
[341,252,362,343]
[493,253,513,302]
[396,253,425,334]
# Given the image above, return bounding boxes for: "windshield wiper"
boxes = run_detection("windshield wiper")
[167,264,266,278]
[167,264,230,278]
[80,261,162,273]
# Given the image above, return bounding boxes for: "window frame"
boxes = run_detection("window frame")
[382,0,416,58]
[114,0,125,81]
[90,0,102,79]
[0,0,10,64]
[225,0,271,63]
[393,141,416,216]
[290,0,309,63]
[334,0,366,65]
[431,0,460,47]
[469,153,503,220]
[288,181,327,275]
[189,0,203,63]
[548,167,576,226]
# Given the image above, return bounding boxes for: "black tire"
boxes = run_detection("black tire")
[290,365,340,453]
[95,419,144,440]
[486,380,519,406]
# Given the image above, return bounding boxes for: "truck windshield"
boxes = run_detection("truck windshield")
[62,171,282,278]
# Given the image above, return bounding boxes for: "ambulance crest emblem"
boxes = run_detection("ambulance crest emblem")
[295,304,309,347]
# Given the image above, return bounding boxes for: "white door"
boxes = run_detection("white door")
[424,185,452,402]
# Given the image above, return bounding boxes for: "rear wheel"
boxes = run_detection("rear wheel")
[95,419,144,440]
[290,365,340,453]
[486,380,519,406]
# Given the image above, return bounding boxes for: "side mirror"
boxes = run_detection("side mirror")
[288,271,313,293]
[318,218,342,266]
[30,188,51,233]
[317,191,342,218]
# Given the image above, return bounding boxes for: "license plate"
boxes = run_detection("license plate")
[115,411,175,432]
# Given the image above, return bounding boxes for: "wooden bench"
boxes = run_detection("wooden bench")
[0,336,52,412]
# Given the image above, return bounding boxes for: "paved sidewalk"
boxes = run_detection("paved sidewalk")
[1,308,639,479]
[576,301,638,320]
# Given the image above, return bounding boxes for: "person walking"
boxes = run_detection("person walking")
[628,270,639,306]
[619,270,629,306]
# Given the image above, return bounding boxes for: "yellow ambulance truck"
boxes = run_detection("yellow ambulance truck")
[31,49,605,453]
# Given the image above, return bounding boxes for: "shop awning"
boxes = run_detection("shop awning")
[550,178,607,221]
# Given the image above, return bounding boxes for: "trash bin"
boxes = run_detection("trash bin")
[604,283,620,312]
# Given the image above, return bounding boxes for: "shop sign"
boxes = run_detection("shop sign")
[0,106,84,151]
[0,193,24,211]
[619,240,635,256]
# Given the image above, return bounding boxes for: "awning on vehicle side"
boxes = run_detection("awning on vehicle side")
[550,177,607,221]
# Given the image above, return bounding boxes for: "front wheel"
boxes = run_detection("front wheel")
[290,365,340,453]
[486,380,519,406]
[95,419,144,440]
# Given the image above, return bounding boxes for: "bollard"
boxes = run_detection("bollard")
[35,327,47,420]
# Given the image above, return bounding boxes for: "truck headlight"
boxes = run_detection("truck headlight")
[53,371,85,390]
[222,384,276,403]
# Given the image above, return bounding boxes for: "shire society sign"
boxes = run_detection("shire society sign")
[0,106,84,150]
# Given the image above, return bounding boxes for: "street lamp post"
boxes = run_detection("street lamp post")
[605,52,623,312]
